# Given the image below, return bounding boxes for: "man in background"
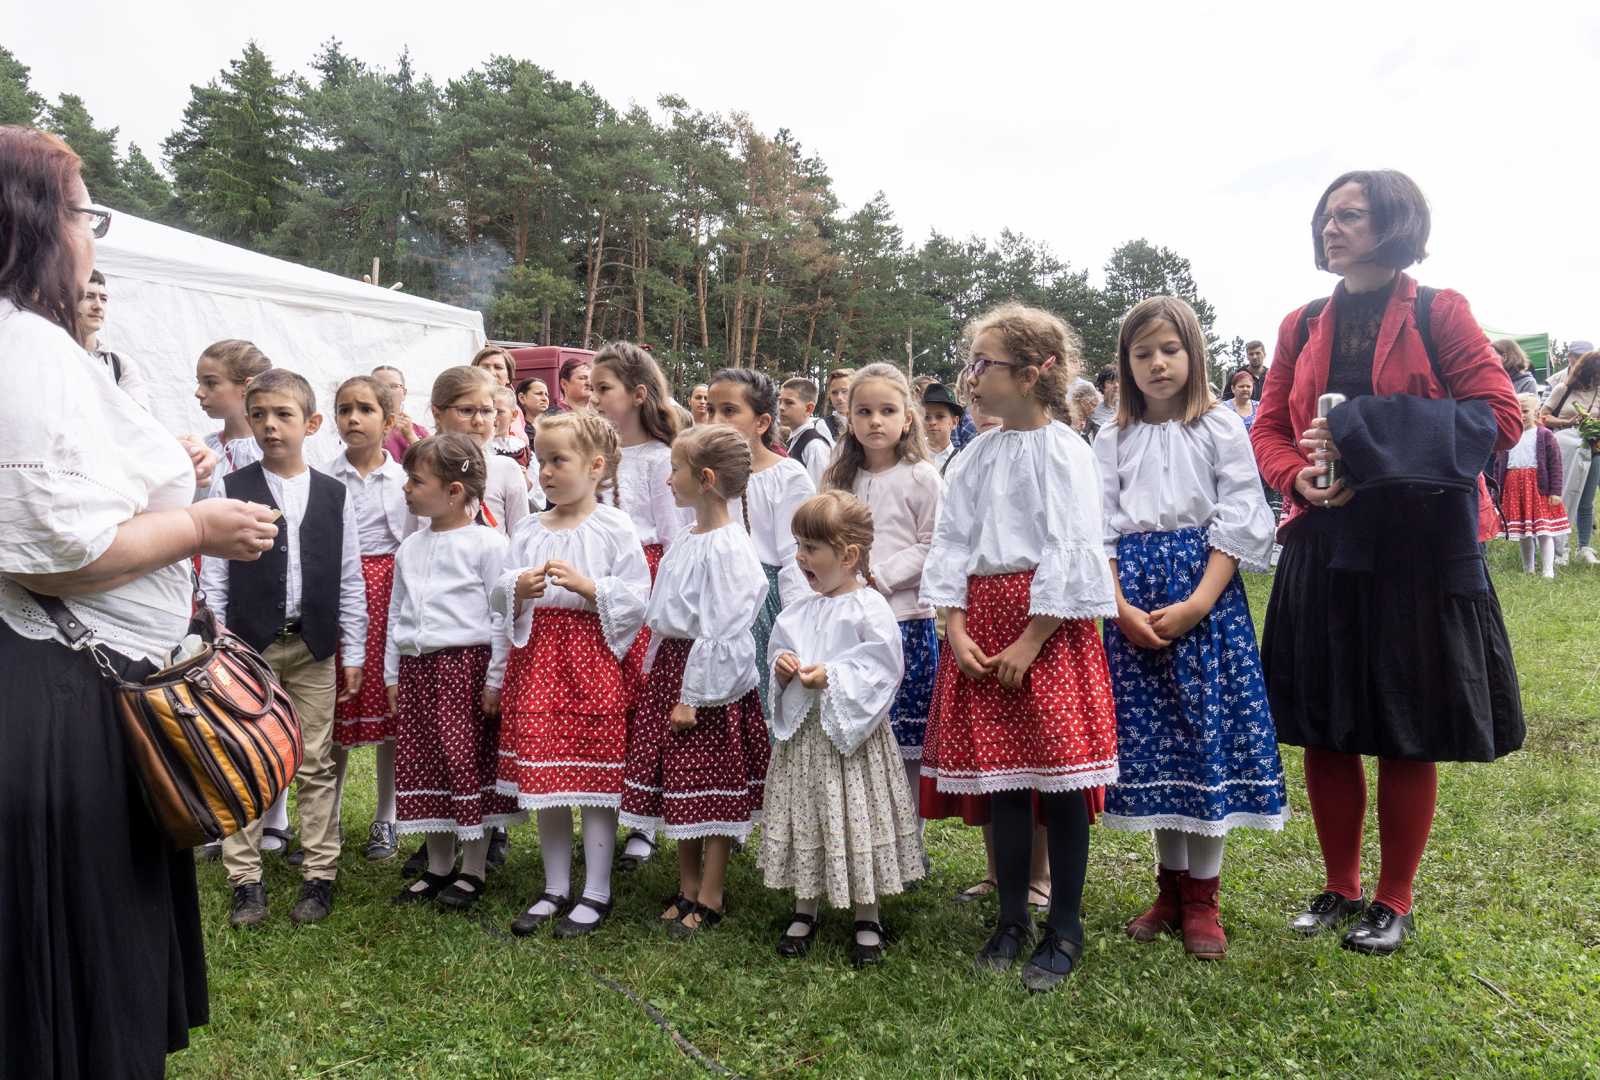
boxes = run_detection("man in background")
[78,269,150,409]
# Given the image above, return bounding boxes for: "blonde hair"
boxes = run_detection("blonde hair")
[674,424,753,506]
[822,362,928,492]
[200,338,272,384]
[534,410,622,507]
[593,341,680,446]
[430,365,497,409]
[961,302,1082,423]
[791,491,877,590]
[1116,295,1215,427]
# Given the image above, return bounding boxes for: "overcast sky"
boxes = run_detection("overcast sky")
[9,0,1598,355]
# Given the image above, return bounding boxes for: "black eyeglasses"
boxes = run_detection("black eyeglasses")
[72,207,112,239]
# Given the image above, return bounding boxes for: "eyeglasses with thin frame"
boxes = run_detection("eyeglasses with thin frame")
[446,405,497,421]
[969,357,1017,379]
[72,207,112,239]
[1316,208,1370,232]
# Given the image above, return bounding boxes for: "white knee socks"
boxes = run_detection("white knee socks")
[1154,829,1226,880]
[567,807,617,926]
[1539,536,1555,577]
[533,808,573,916]
[1520,537,1537,573]
[1155,828,1188,871]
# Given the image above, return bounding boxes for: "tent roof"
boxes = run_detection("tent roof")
[95,213,483,335]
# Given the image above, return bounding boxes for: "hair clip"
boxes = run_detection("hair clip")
[1040,355,1057,371]
[461,458,470,472]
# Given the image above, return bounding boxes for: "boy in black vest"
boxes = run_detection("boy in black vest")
[199,369,367,927]
[778,376,834,487]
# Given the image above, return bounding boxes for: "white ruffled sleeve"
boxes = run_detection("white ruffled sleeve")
[479,533,511,690]
[764,601,811,744]
[594,533,651,660]
[816,593,905,756]
[1092,424,1123,559]
[1201,409,1275,573]
[680,544,768,708]
[918,442,977,611]
[1030,426,1118,619]
[488,566,530,647]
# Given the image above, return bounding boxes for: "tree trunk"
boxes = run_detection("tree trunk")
[747,242,771,367]
[582,209,608,349]
[634,232,648,340]
[729,238,751,367]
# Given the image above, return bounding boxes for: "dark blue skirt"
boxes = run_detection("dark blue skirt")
[889,617,938,760]
[1102,528,1287,835]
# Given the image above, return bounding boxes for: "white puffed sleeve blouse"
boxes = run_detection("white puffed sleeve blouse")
[765,588,904,755]
[489,503,650,660]
[617,440,693,550]
[730,456,814,607]
[919,421,1116,619]
[645,522,769,708]
[1093,405,1275,573]
[384,523,510,688]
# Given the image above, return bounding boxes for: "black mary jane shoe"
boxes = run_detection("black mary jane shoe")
[850,920,887,969]
[667,902,725,940]
[400,842,430,880]
[776,912,819,959]
[485,828,510,871]
[510,893,571,937]
[393,871,455,906]
[1020,926,1083,993]
[436,873,487,912]
[1341,901,1414,956]
[974,921,1033,975]
[552,897,615,940]
[616,831,657,873]
[1289,890,1367,937]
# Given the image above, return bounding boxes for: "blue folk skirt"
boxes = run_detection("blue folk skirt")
[752,563,784,716]
[889,617,938,760]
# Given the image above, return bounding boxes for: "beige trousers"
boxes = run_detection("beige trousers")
[223,636,340,885]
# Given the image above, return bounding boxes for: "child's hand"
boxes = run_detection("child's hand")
[481,687,501,717]
[338,667,363,702]
[1117,599,1167,650]
[1149,598,1205,642]
[797,664,828,689]
[385,684,399,717]
[670,703,697,732]
[515,564,547,603]
[544,559,596,601]
[948,619,991,681]
[775,652,801,687]
[985,639,1042,690]
[1550,495,1566,509]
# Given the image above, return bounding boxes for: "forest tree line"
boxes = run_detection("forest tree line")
[1,41,1241,389]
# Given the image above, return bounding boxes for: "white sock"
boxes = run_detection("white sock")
[568,807,617,925]
[374,741,397,823]
[1154,828,1188,872]
[854,902,882,946]
[459,836,489,887]
[1520,537,1536,573]
[1186,834,1226,881]
[425,833,456,876]
[622,828,655,860]
[1540,536,1556,577]
[788,896,819,938]
[260,789,291,848]
[330,743,349,826]
[532,808,573,916]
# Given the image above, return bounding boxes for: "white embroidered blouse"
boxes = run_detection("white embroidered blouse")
[730,456,814,607]
[384,523,509,688]
[645,522,769,707]
[765,587,904,755]
[617,440,693,549]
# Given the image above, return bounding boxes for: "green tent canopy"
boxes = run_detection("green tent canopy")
[1483,328,1551,381]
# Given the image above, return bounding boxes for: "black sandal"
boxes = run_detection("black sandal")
[659,893,696,924]
[436,872,487,912]
[668,901,724,939]
[850,919,887,969]
[616,830,657,872]
[776,911,819,959]
[510,892,571,936]
[552,896,615,939]
[393,870,454,905]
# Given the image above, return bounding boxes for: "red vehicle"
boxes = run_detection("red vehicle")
[499,345,596,410]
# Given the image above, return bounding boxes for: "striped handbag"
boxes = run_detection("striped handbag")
[27,589,303,849]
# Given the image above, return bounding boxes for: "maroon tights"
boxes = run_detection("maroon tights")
[1302,748,1438,915]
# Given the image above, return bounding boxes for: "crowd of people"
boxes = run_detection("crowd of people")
[0,121,1556,1076]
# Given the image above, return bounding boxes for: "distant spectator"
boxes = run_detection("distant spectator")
[1068,381,1102,442]
[777,375,834,487]
[823,367,854,437]
[1540,348,1600,565]
[471,344,515,387]
[1492,339,1538,395]
[1228,339,1269,401]
[552,356,593,413]
[76,268,150,409]
[920,381,963,473]
[689,383,710,425]
[516,376,549,439]
[1090,368,1119,429]
[372,365,427,461]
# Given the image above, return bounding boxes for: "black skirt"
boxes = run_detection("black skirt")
[0,623,208,1079]
[1262,510,1524,762]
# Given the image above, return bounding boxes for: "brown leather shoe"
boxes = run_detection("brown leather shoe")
[1126,866,1185,942]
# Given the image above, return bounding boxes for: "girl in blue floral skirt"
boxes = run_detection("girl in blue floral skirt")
[1095,296,1287,960]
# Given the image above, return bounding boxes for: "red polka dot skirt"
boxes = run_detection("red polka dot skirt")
[919,571,1118,810]
[394,645,523,840]
[335,553,396,747]
[498,608,631,810]
[621,543,664,694]
[618,637,769,841]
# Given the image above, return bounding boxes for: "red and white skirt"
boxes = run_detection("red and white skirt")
[335,553,396,747]
[621,543,665,692]
[618,636,769,841]
[498,608,631,810]
[920,571,1117,815]
[394,645,523,839]
[1501,467,1570,539]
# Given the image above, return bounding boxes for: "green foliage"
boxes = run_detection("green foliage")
[0,45,46,126]
[45,93,125,204]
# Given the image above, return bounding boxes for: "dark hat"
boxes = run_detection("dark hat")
[921,381,964,417]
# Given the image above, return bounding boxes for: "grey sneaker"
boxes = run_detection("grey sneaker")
[364,820,399,861]
[290,878,335,925]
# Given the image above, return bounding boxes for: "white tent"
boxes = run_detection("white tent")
[95,212,485,453]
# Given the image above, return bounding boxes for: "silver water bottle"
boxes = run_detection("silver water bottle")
[1313,392,1346,489]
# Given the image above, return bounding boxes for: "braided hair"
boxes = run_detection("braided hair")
[534,410,622,507]
[674,424,754,530]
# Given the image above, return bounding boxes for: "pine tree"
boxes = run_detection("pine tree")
[0,45,45,126]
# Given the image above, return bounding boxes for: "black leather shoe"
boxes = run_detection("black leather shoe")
[393,871,455,905]
[552,896,614,939]
[400,842,429,880]
[1289,891,1366,937]
[229,882,268,928]
[486,828,510,870]
[974,921,1032,974]
[850,920,887,969]
[776,911,819,959]
[510,893,570,937]
[290,878,335,925]
[1020,926,1082,993]
[436,873,487,912]
[1341,901,1414,955]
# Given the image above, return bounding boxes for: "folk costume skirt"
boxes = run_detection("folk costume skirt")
[752,562,783,715]
[1263,511,1524,762]
[1500,468,1570,539]
[394,645,523,839]
[499,608,630,810]
[919,570,1118,817]
[621,542,665,693]
[889,617,938,760]
[0,624,207,1079]
[335,552,396,747]
[619,637,769,841]
[1102,528,1287,835]
[758,704,926,907]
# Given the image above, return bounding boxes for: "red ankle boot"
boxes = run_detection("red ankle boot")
[1125,866,1184,942]
[1180,874,1227,960]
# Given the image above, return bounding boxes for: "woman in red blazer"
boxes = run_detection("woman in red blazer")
[1250,170,1523,955]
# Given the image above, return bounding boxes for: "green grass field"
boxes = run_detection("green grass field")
[173,543,1600,1079]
